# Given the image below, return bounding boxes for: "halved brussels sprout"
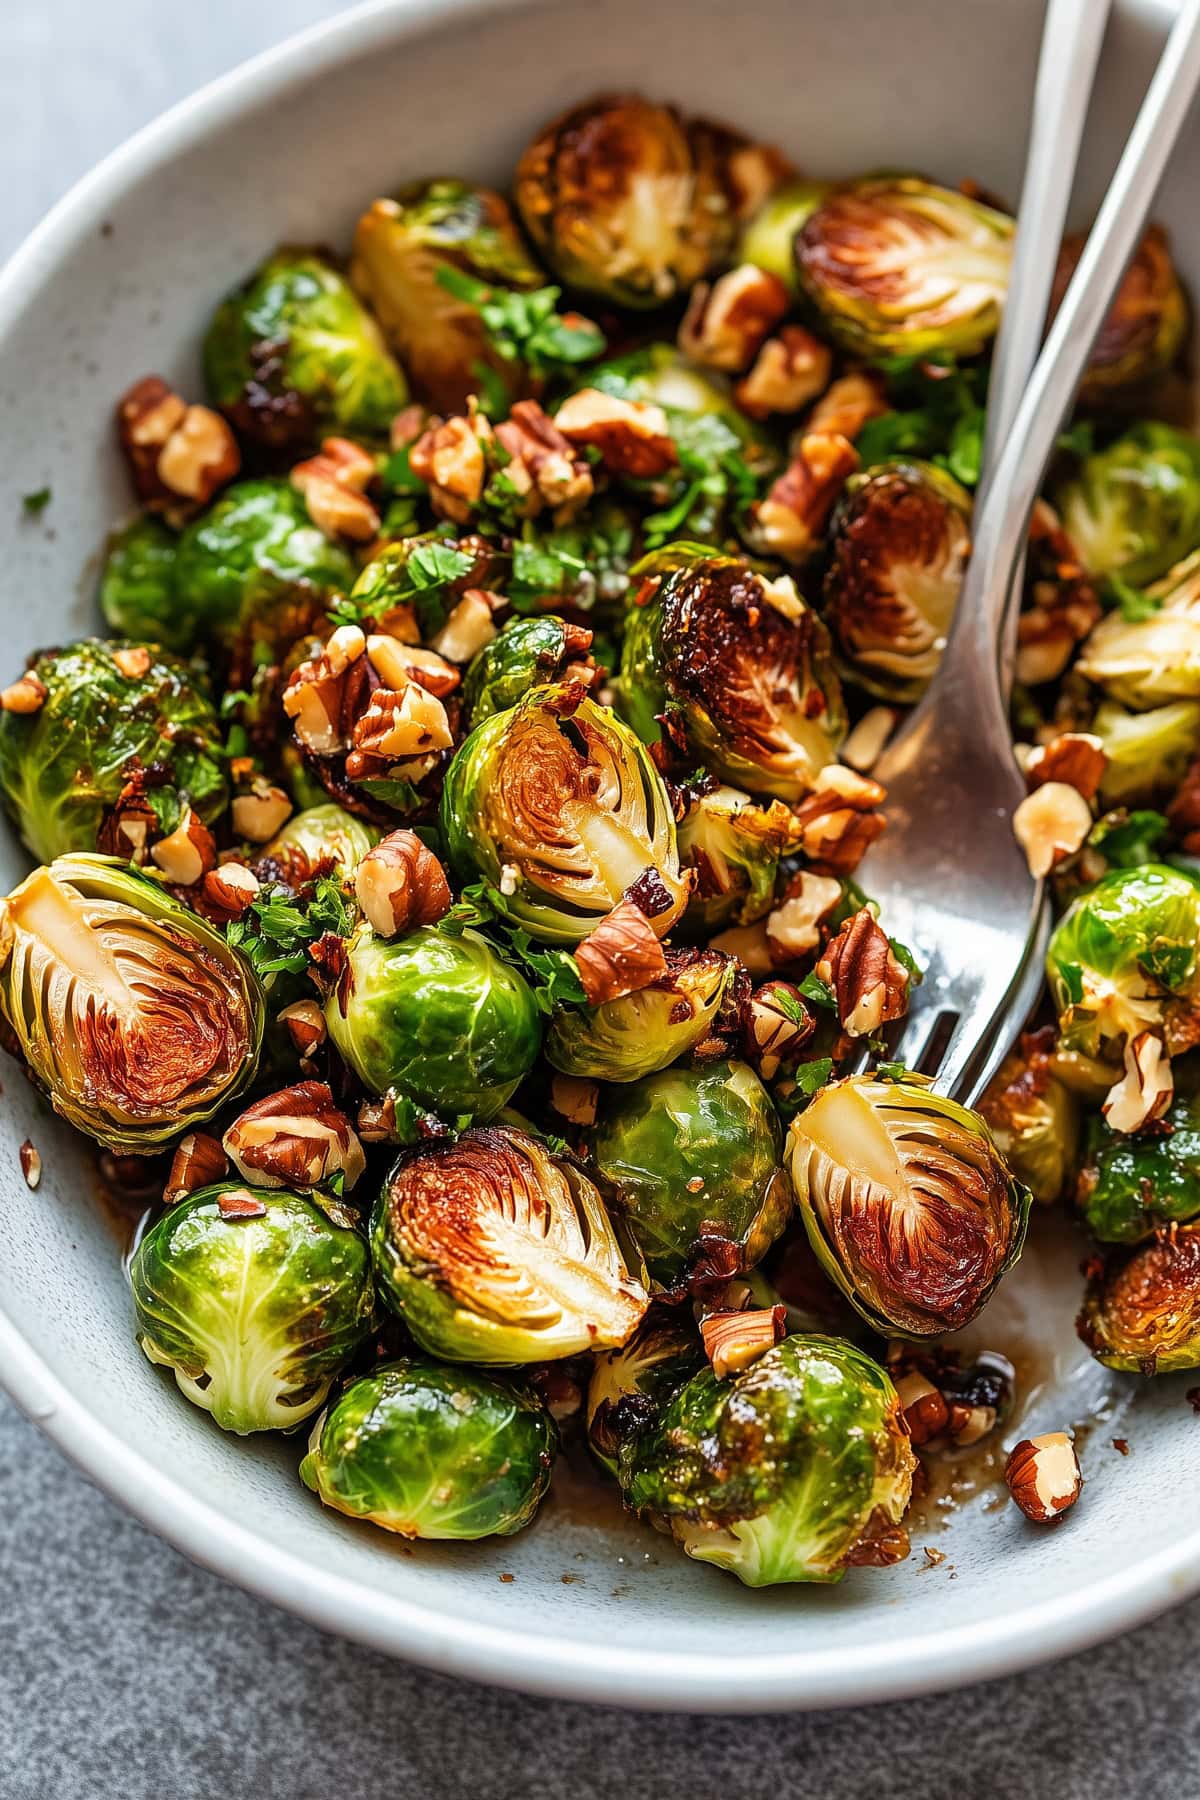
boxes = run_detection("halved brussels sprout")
[592,1059,791,1296]
[98,515,184,650]
[441,685,689,946]
[1093,699,1200,805]
[619,551,845,800]
[545,946,735,1082]
[0,855,263,1151]
[130,1183,372,1433]
[795,177,1013,362]
[462,615,594,727]
[371,1122,648,1362]
[823,459,973,703]
[301,1359,556,1537]
[585,1308,704,1476]
[788,1073,1031,1335]
[737,178,830,293]
[1051,224,1188,403]
[0,639,227,864]
[1046,864,1200,1060]
[1052,424,1200,587]
[1077,551,1200,710]
[1077,1077,1200,1243]
[618,1334,915,1587]
[203,248,408,448]
[677,785,801,933]
[253,803,379,890]
[516,96,760,308]
[173,479,356,651]
[350,179,542,413]
[1078,1223,1200,1373]
[325,924,541,1120]
[978,1034,1080,1206]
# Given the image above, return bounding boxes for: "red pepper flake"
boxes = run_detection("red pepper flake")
[218,1188,267,1220]
[1112,1438,1130,1456]
[18,1139,41,1190]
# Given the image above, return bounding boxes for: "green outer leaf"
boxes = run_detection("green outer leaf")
[98,515,187,650]
[1052,422,1200,586]
[545,952,733,1082]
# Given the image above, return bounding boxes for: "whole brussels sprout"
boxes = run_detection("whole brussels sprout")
[1050,224,1187,403]
[462,615,595,726]
[585,1308,704,1475]
[325,924,541,1120]
[0,855,262,1151]
[516,95,766,308]
[545,946,736,1082]
[441,685,689,946]
[301,1359,556,1537]
[0,639,227,864]
[203,249,408,449]
[677,785,801,932]
[592,1059,791,1297]
[1093,698,1200,804]
[823,460,973,704]
[1077,1078,1200,1243]
[173,479,355,651]
[795,177,1013,362]
[619,551,845,800]
[1078,1223,1200,1373]
[1046,864,1200,1060]
[978,1034,1081,1206]
[252,803,379,890]
[737,178,830,293]
[131,1184,372,1433]
[1052,424,1200,587]
[98,515,184,650]
[350,179,542,414]
[371,1122,648,1362]
[619,1335,916,1586]
[1077,551,1200,710]
[787,1073,1031,1336]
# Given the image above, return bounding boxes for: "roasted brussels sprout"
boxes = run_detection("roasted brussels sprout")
[795,177,1013,362]
[371,1122,647,1362]
[1052,424,1200,587]
[788,1073,1031,1335]
[350,179,542,413]
[325,924,541,1120]
[823,459,973,703]
[1051,223,1187,403]
[619,1335,915,1586]
[1046,864,1200,1060]
[441,685,689,945]
[462,615,594,726]
[203,249,408,448]
[0,639,227,863]
[677,785,801,932]
[545,946,735,1082]
[1077,1078,1200,1243]
[585,1308,704,1475]
[0,855,262,1150]
[98,515,184,650]
[1079,1223,1200,1373]
[301,1359,556,1537]
[1093,699,1200,805]
[1077,551,1200,710]
[130,1184,372,1432]
[979,1034,1081,1206]
[592,1059,791,1296]
[173,479,356,651]
[619,551,845,800]
[253,803,378,889]
[737,178,829,293]
[516,95,763,308]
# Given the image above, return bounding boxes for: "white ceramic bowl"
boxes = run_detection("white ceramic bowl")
[1,0,1197,1713]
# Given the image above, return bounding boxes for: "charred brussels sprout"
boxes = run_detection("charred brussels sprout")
[1051,224,1187,403]
[301,1359,556,1537]
[462,615,594,726]
[1077,1080,1200,1243]
[788,1073,1030,1335]
[619,1335,915,1586]
[545,946,735,1082]
[0,639,227,863]
[1077,551,1200,710]
[1093,699,1200,804]
[0,855,263,1151]
[823,460,973,703]
[98,515,184,650]
[978,1038,1080,1206]
[441,686,688,946]
[1079,1223,1200,1373]
[203,249,407,449]
[130,1184,372,1433]
[326,924,541,1120]
[350,179,542,414]
[619,552,845,800]
[677,785,800,932]
[796,177,1013,362]
[585,1308,704,1475]
[737,178,829,293]
[592,1059,791,1296]
[1052,424,1200,587]
[371,1123,648,1362]
[253,803,378,889]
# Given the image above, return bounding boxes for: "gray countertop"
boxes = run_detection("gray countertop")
[3,5,1199,1795]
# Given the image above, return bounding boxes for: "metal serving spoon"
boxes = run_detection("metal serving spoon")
[858,0,1200,1103]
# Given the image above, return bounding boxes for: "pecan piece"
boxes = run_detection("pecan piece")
[734,324,833,418]
[701,1306,786,1379]
[355,830,452,937]
[494,400,594,520]
[742,981,815,1079]
[200,862,261,922]
[752,432,858,563]
[766,872,844,961]
[791,764,887,876]
[231,781,293,844]
[678,264,789,373]
[223,1080,366,1192]
[553,388,677,478]
[409,407,493,523]
[1012,781,1092,879]
[806,370,889,440]
[1103,1032,1174,1135]
[117,375,239,511]
[1016,500,1102,687]
[816,908,910,1038]
[1024,732,1107,802]
[164,1132,228,1204]
[350,683,453,761]
[574,899,668,1005]
[0,673,47,715]
[283,624,370,757]
[429,590,500,664]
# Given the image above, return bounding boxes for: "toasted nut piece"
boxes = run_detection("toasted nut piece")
[111,646,152,680]
[429,590,498,664]
[1012,781,1092,879]
[325,623,367,672]
[806,370,889,440]
[218,1188,268,1220]
[553,388,677,478]
[575,899,668,1005]
[1005,1432,1082,1524]
[753,432,858,562]
[1016,500,1102,686]
[278,999,327,1059]
[296,436,377,493]
[156,405,240,503]
[947,1402,997,1448]
[355,829,452,937]
[840,706,897,774]
[116,376,188,503]
[817,908,911,1038]
[701,1306,787,1379]
[164,1131,228,1204]
[550,1073,599,1127]
[232,783,292,843]
[409,409,493,523]
[390,404,429,450]
[735,325,833,418]
[494,400,594,520]
[895,1372,951,1447]
[743,981,814,1080]
[0,674,47,714]
[200,861,261,921]
[791,763,887,876]
[297,471,380,541]
[283,628,371,757]
[352,683,453,760]
[96,769,158,863]
[678,264,789,373]
[357,1092,399,1144]
[150,808,217,887]
[708,919,774,975]
[1103,1031,1174,1135]
[757,571,806,621]
[1024,732,1107,802]
[19,1139,41,1191]
[365,634,460,697]
[223,1080,366,1192]
[766,873,844,960]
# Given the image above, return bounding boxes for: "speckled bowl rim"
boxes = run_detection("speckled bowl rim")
[1,0,1197,1712]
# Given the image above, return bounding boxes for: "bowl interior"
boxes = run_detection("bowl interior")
[0,0,1196,1712]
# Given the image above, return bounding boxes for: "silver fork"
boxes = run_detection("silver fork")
[857,0,1200,1102]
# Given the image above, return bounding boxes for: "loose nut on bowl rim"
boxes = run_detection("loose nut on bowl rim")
[1,0,1199,1715]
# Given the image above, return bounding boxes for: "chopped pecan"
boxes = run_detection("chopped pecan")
[200,861,261,921]
[164,1132,228,1204]
[0,673,47,715]
[742,981,814,1079]
[409,406,493,523]
[550,1073,599,1127]
[365,634,460,698]
[117,375,239,512]
[791,763,887,875]
[1103,1032,1174,1135]
[355,830,452,937]
[752,432,858,562]
[283,624,371,756]
[112,646,152,680]
[1024,732,1107,802]
[223,1080,366,1192]
[553,388,678,478]
[494,400,594,520]
[816,908,910,1038]
[357,1091,399,1143]
[351,683,453,762]
[96,767,159,863]
[574,899,668,1005]
[701,1306,786,1379]
[678,264,789,373]
[806,370,888,440]
[149,807,217,887]
[278,998,327,1059]
[217,1188,268,1221]
[231,780,292,844]
[429,590,500,663]
[734,324,833,418]
[1012,781,1092,879]
[292,436,380,541]
[766,872,843,960]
